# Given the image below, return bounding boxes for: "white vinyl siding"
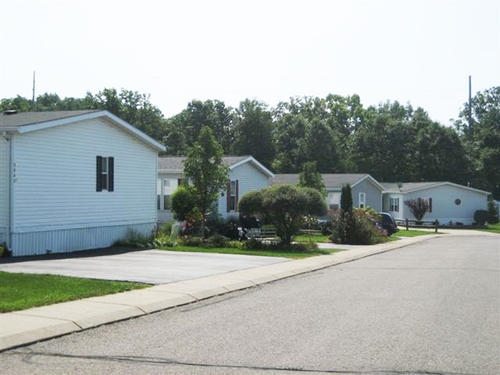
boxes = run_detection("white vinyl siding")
[0,137,9,244]
[218,162,271,217]
[352,179,383,212]
[401,185,488,225]
[11,118,157,239]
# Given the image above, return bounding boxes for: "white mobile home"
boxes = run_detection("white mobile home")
[157,156,274,222]
[0,110,165,256]
[272,174,384,212]
[382,182,490,225]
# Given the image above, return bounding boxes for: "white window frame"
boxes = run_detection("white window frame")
[229,180,237,212]
[389,197,400,212]
[359,192,366,208]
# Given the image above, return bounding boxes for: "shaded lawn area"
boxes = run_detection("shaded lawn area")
[159,245,337,259]
[0,271,148,313]
[395,229,442,237]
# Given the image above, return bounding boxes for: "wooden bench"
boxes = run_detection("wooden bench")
[247,225,277,240]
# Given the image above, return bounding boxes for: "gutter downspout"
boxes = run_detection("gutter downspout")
[3,133,13,253]
[8,135,13,253]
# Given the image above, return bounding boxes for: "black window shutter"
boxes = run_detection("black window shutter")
[108,157,114,192]
[96,156,103,192]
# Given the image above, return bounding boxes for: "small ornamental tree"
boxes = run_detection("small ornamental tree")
[404,198,430,222]
[239,185,327,245]
[183,126,229,236]
[340,184,353,212]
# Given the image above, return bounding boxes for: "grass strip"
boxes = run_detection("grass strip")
[294,234,331,243]
[160,245,336,259]
[0,271,148,313]
[476,222,500,234]
[395,229,441,237]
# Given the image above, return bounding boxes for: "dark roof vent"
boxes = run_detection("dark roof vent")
[3,109,18,115]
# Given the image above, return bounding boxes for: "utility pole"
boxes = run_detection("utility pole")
[32,71,36,110]
[468,75,472,138]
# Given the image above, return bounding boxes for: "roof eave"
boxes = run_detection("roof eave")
[15,110,166,152]
[228,156,275,177]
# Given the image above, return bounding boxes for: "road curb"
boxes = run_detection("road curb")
[0,234,437,352]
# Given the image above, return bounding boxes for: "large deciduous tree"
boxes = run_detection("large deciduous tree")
[455,86,500,198]
[165,99,234,155]
[298,161,326,197]
[232,99,275,168]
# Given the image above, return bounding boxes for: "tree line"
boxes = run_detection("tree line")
[1,87,498,197]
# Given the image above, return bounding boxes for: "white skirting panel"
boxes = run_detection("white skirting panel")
[10,222,156,257]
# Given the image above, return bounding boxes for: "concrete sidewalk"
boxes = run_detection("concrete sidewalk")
[0,232,487,352]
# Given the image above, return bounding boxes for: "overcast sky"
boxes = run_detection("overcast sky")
[1,0,499,125]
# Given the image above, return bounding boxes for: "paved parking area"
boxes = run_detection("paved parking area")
[0,250,289,284]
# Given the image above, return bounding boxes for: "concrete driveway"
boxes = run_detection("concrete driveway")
[0,250,289,284]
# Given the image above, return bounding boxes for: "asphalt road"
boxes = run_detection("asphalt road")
[0,249,288,284]
[1,235,499,374]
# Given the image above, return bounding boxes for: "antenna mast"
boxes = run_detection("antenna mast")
[32,71,36,110]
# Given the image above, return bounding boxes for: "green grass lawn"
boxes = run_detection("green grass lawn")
[294,233,331,243]
[160,245,336,259]
[0,272,148,313]
[395,229,441,237]
[477,222,500,234]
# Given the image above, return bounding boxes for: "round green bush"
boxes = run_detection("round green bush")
[473,210,488,226]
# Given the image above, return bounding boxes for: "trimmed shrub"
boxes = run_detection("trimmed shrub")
[171,185,198,221]
[329,208,387,245]
[206,234,230,248]
[474,209,488,226]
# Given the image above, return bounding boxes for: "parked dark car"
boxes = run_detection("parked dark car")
[378,212,399,236]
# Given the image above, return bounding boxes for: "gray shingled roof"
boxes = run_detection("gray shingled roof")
[272,174,371,189]
[0,110,99,129]
[158,155,251,173]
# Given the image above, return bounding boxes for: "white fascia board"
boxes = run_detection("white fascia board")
[386,182,491,196]
[16,110,166,152]
[405,182,490,196]
[229,156,275,177]
[352,175,385,191]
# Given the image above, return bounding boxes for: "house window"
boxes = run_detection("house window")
[389,197,400,212]
[227,180,239,212]
[157,178,176,211]
[328,192,341,210]
[96,156,114,192]
[359,192,366,208]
